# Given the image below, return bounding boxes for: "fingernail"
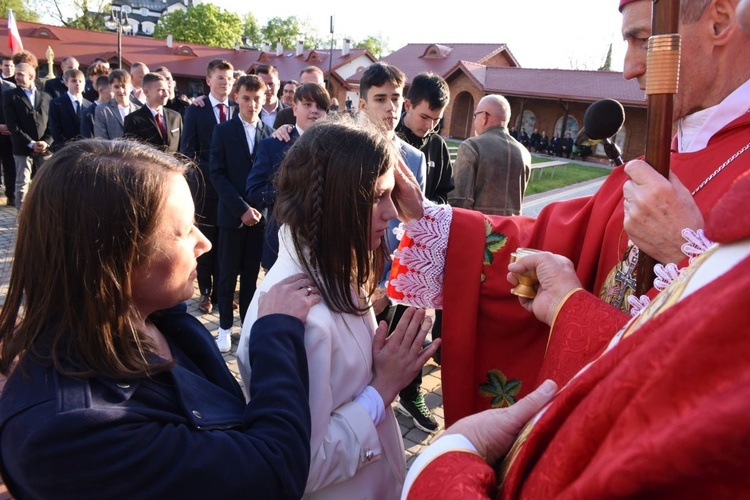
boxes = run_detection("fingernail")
[538,379,557,396]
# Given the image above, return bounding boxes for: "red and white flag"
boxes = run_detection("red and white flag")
[7,10,23,54]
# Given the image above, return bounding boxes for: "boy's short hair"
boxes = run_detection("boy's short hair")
[142,73,166,87]
[64,68,85,81]
[95,75,111,90]
[295,83,330,110]
[407,73,450,111]
[207,59,233,76]
[359,62,405,101]
[235,74,266,94]
[254,64,278,78]
[108,69,131,85]
[87,64,111,78]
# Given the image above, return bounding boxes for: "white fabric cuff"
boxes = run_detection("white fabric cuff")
[354,385,386,426]
[401,434,478,499]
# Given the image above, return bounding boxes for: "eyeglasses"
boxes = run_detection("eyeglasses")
[473,110,489,118]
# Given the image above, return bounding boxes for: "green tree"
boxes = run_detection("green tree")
[153,4,243,49]
[0,0,38,22]
[354,34,389,59]
[242,12,261,48]
[34,0,107,29]
[261,16,321,50]
[598,43,613,71]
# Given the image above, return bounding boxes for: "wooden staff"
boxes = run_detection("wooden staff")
[635,0,681,296]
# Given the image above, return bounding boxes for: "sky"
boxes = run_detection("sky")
[209,0,627,72]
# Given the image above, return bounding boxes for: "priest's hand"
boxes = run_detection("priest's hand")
[370,307,440,405]
[393,159,425,222]
[622,160,704,264]
[442,379,558,465]
[508,252,582,326]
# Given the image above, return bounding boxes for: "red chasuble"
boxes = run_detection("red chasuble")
[409,171,750,499]
[440,113,750,425]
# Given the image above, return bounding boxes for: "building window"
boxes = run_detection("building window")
[141,7,149,15]
[520,110,537,136]
[554,115,579,139]
[121,5,131,13]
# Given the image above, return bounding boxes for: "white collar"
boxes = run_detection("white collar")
[677,79,750,153]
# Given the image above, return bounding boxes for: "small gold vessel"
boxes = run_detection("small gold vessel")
[509,248,543,299]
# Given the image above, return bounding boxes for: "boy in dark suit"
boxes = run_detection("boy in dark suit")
[124,73,182,152]
[80,75,112,139]
[3,63,52,211]
[180,59,236,316]
[49,69,91,152]
[209,74,273,352]
[247,82,330,270]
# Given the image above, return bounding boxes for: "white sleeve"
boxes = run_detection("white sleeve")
[401,434,479,500]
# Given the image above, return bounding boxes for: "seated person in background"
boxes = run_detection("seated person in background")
[239,119,440,499]
[0,139,318,499]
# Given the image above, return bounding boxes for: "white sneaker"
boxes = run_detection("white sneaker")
[217,328,232,353]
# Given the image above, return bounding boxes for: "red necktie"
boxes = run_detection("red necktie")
[217,103,227,123]
[155,112,167,142]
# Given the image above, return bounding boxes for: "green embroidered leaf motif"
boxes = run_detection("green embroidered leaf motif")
[483,220,508,266]
[478,369,522,408]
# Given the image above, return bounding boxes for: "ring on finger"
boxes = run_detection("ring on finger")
[305,286,312,295]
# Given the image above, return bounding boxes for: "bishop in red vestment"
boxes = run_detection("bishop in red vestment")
[403,166,750,500]
[389,0,750,425]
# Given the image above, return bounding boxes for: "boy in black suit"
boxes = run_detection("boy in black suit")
[124,73,182,152]
[3,63,52,211]
[180,59,236,316]
[49,68,91,152]
[209,74,273,352]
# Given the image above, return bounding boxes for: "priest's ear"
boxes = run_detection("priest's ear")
[708,0,740,45]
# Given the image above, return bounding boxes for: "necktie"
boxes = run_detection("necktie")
[217,103,227,123]
[74,100,80,116]
[155,112,167,142]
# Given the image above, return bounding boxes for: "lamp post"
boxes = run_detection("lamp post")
[105,9,131,69]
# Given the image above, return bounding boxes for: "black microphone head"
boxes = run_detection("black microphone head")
[583,98,625,140]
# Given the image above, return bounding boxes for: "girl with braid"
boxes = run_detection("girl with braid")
[238,119,440,499]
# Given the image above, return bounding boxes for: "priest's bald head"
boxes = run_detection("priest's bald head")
[620,0,750,120]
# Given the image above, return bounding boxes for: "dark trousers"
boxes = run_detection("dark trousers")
[196,223,219,302]
[376,304,443,401]
[0,137,14,201]
[217,223,264,329]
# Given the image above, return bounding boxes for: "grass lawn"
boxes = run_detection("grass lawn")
[527,164,610,195]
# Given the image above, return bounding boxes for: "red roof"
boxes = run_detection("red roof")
[0,18,375,81]
[449,62,646,106]
[380,43,519,83]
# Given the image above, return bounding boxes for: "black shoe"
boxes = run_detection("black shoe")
[397,392,438,433]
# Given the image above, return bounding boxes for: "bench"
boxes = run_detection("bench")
[529,160,569,180]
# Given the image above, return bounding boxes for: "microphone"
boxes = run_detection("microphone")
[578,98,626,166]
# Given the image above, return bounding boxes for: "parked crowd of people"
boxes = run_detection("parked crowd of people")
[1,0,750,496]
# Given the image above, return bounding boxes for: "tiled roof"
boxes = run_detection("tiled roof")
[381,43,519,83]
[449,62,646,106]
[0,18,375,82]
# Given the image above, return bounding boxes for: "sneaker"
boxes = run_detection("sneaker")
[198,295,212,314]
[397,392,438,433]
[216,328,232,353]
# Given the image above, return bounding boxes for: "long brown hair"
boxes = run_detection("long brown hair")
[0,139,187,378]
[274,118,397,314]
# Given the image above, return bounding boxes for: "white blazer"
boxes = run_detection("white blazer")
[238,226,406,499]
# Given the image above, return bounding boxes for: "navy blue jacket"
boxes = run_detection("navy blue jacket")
[48,94,91,151]
[209,115,273,229]
[246,130,298,268]
[0,307,311,499]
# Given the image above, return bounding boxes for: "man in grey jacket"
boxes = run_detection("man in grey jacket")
[449,95,530,216]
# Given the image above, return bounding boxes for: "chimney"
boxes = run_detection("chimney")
[342,38,350,56]
[296,40,304,56]
[276,40,283,56]
[263,42,270,52]
[166,34,173,48]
